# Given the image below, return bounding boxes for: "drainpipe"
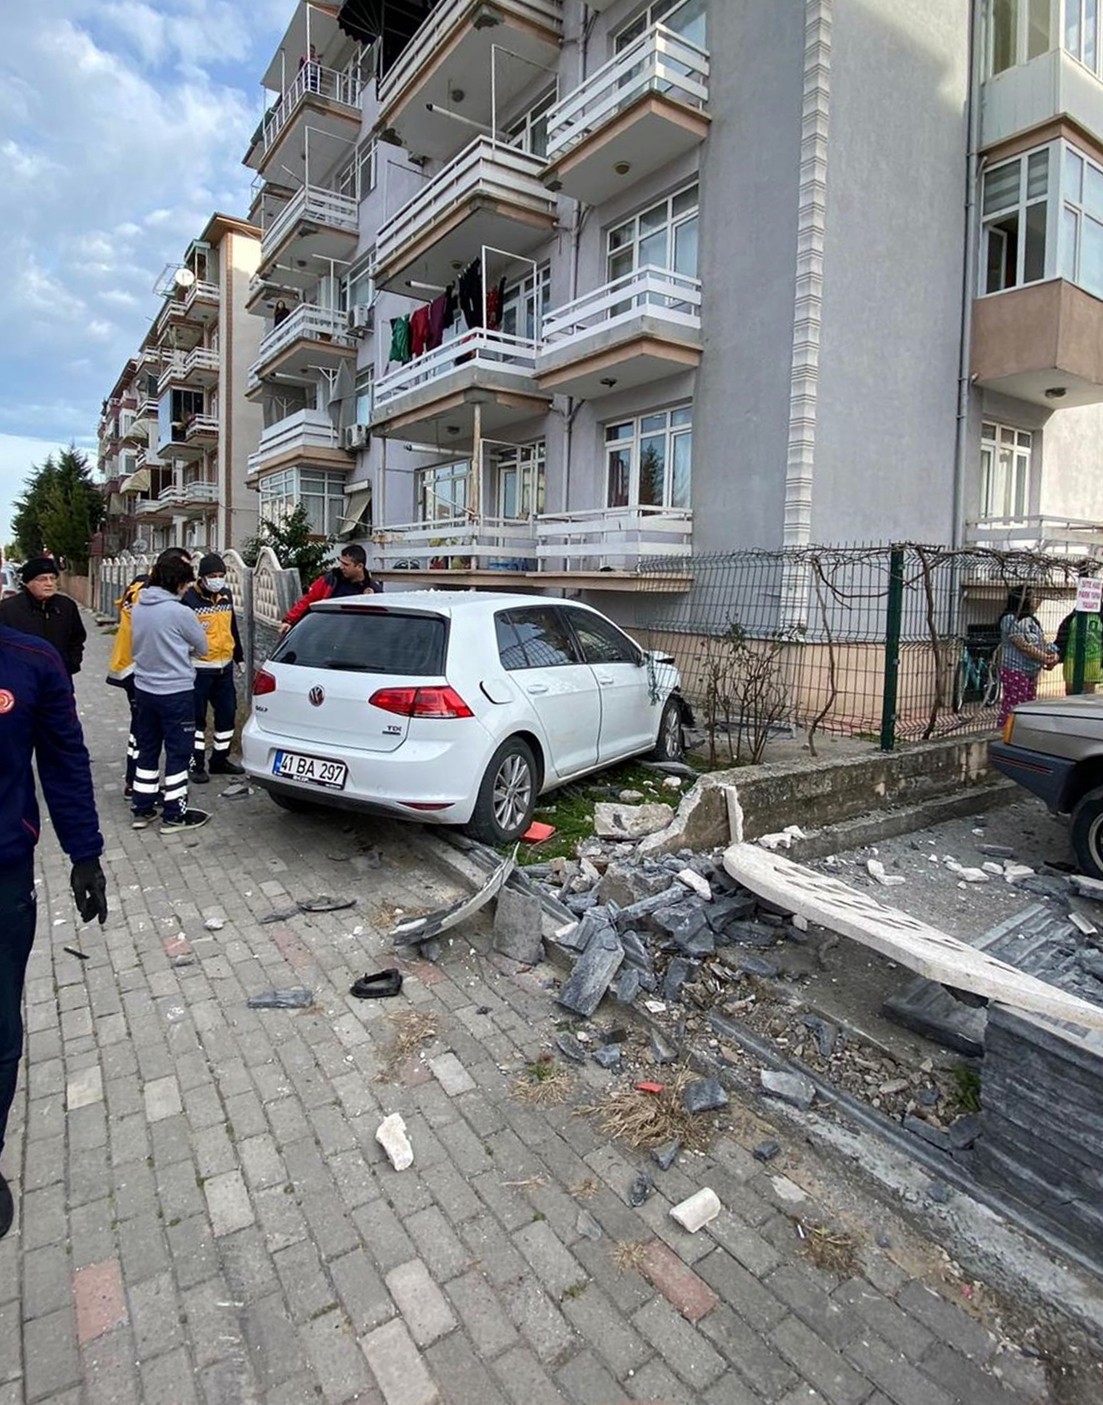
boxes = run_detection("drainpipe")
[562,6,594,515]
[952,0,983,549]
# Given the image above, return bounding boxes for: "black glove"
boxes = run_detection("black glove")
[70,859,108,926]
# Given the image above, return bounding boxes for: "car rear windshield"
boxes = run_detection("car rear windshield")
[272,610,447,676]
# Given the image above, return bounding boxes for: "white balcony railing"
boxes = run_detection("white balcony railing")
[247,410,339,475]
[250,304,353,381]
[158,345,219,393]
[542,266,702,347]
[183,279,219,312]
[185,414,219,440]
[263,185,359,258]
[260,64,363,156]
[183,481,219,504]
[378,0,563,110]
[375,516,538,569]
[157,485,185,506]
[374,330,540,412]
[966,514,1103,555]
[546,22,709,163]
[374,137,552,274]
[535,506,693,568]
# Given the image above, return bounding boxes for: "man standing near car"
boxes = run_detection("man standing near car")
[0,557,87,677]
[278,544,382,636]
[0,624,108,1238]
[183,553,246,784]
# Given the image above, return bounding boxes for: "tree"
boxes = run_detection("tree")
[11,446,104,572]
[240,504,332,590]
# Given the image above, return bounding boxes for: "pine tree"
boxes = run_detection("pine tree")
[11,446,104,571]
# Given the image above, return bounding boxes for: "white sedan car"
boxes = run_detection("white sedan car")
[242,591,690,843]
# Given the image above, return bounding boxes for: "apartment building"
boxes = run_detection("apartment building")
[97,215,264,556]
[241,0,1103,609]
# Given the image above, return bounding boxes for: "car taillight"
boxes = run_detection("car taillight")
[1002,714,1015,744]
[253,669,276,696]
[369,686,473,718]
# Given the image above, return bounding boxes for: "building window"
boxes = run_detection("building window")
[608,184,699,285]
[418,461,469,523]
[355,368,374,425]
[501,265,550,340]
[1065,0,1101,72]
[986,0,1052,76]
[617,0,706,50]
[509,90,557,160]
[980,422,1033,518]
[496,441,546,519]
[605,407,691,510]
[1060,144,1103,296]
[981,149,1050,291]
[259,468,346,535]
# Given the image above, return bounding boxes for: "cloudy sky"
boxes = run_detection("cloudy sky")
[0,0,294,546]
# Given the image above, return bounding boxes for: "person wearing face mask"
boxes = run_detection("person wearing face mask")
[0,557,87,678]
[182,554,245,784]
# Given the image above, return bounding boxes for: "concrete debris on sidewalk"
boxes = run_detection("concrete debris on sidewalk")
[375,1112,414,1170]
[246,987,314,1009]
[391,848,515,945]
[669,1187,721,1232]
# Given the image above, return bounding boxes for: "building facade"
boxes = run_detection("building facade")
[96,215,264,557]
[239,0,1103,606]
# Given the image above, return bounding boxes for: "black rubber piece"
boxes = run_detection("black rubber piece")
[350,969,404,1000]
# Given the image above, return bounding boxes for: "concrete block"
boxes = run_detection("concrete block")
[492,888,544,965]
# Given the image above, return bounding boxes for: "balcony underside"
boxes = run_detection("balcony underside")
[262,223,358,292]
[371,379,550,448]
[971,280,1103,408]
[248,338,357,397]
[376,3,563,162]
[546,94,709,207]
[375,567,692,592]
[374,199,557,296]
[536,323,701,398]
[250,97,361,183]
[247,444,351,484]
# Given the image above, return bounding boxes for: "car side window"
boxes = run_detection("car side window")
[494,613,529,671]
[499,607,582,669]
[567,610,640,666]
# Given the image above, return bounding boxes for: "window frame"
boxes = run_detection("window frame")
[616,0,706,51]
[985,0,1054,77]
[495,440,546,520]
[606,183,699,285]
[416,460,470,524]
[259,466,347,536]
[979,421,1035,519]
[604,406,692,510]
[980,145,1053,292]
[508,87,558,160]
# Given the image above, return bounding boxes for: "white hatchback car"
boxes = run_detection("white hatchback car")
[242,591,690,843]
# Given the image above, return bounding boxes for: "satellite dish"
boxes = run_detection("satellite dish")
[132,538,149,552]
[173,267,196,290]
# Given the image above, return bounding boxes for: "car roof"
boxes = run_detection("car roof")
[310,591,591,615]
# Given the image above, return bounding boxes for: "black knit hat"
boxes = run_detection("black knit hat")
[21,556,59,583]
[199,553,225,578]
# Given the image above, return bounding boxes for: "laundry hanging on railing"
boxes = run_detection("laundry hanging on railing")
[458,260,506,331]
[427,288,456,351]
[388,315,412,365]
[410,305,430,358]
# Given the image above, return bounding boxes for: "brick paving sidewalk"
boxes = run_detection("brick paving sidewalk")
[0,615,1066,1404]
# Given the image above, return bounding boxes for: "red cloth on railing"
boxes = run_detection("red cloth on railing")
[410,305,430,357]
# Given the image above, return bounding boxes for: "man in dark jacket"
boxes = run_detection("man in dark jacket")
[0,626,108,1238]
[278,544,382,636]
[0,557,87,676]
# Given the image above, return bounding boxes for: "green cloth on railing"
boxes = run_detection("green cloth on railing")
[388,316,411,365]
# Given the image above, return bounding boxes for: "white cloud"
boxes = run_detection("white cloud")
[0,434,94,547]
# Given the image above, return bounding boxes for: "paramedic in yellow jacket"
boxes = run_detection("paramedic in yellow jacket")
[106,547,191,796]
[182,554,246,783]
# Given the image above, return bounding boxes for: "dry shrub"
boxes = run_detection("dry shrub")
[801,1221,860,1278]
[586,1071,716,1153]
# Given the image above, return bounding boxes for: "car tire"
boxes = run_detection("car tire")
[465,737,537,845]
[268,791,320,815]
[1071,785,1103,879]
[651,696,685,763]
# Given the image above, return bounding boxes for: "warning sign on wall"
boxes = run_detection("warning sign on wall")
[1075,577,1103,613]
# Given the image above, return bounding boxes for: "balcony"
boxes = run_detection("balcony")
[157,346,220,394]
[182,279,219,321]
[966,514,1103,556]
[260,186,359,281]
[247,304,356,393]
[536,267,702,397]
[375,0,563,163]
[971,279,1103,407]
[374,516,538,571]
[373,138,558,294]
[247,409,350,480]
[535,506,693,572]
[245,64,364,181]
[371,329,550,444]
[981,46,1103,152]
[167,414,219,460]
[545,24,710,205]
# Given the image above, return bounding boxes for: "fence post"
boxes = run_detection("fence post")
[880,545,905,751]
[1072,610,1087,695]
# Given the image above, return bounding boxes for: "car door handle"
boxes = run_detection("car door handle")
[595,675,614,686]
[526,683,549,694]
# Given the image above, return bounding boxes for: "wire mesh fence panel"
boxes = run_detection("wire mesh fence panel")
[633,544,1093,751]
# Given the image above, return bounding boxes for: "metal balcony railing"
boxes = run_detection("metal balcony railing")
[541,266,702,347]
[247,410,339,475]
[158,346,219,393]
[535,505,693,569]
[263,185,359,258]
[374,330,540,412]
[260,64,363,156]
[966,514,1103,555]
[375,516,538,569]
[250,304,353,381]
[546,22,709,163]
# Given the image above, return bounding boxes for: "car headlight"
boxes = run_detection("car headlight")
[1001,714,1015,744]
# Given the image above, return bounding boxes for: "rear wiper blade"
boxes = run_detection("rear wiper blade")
[322,660,376,671]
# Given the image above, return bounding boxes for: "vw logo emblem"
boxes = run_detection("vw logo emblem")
[308,685,325,707]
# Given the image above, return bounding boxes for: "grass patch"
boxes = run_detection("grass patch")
[376,1010,438,1082]
[584,1070,716,1154]
[512,1055,573,1106]
[612,1241,648,1274]
[800,1221,861,1278]
[950,1063,982,1114]
[511,762,681,866]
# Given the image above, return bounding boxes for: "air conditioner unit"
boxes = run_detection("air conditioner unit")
[341,423,370,451]
[348,303,374,335]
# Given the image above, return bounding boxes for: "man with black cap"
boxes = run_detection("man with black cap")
[0,624,108,1238]
[182,554,246,783]
[0,557,87,677]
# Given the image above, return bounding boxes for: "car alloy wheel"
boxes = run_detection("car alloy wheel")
[493,751,533,834]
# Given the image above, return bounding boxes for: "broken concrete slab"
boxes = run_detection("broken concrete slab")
[1071,874,1103,902]
[669,1187,721,1233]
[724,843,1103,1032]
[593,801,674,840]
[683,1077,729,1114]
[557,931,624,1018]
[636,774,740,859]
[662,956,695,1003]
[492,887,545,965]
[760,1069,816,1110]
[595,861,674,907]
[376,1113,414,1170]
[614,968,642,1005]
[651,1139,681,1171]
[592,1044,622,1069]
[676,868,713,901]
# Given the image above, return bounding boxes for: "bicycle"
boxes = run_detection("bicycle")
[952,636,1001,711]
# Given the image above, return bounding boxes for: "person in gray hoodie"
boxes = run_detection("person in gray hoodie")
[130,555,211,832]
